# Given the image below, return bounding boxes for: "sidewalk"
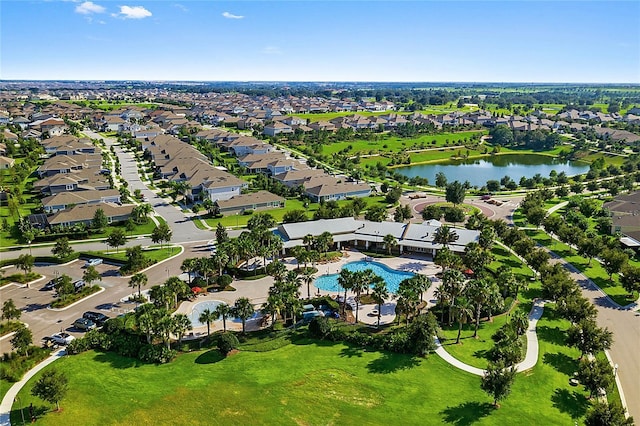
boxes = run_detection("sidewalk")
[433,299,546,376]
[0,349,66,426]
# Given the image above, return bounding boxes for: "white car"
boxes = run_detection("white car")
[85,258,103,267]
[50,332,75,345]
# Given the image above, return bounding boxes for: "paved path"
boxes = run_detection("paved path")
[434,299,546,376]
[0,349,66,426]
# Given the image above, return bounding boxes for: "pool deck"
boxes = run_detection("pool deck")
[175,249,442,335]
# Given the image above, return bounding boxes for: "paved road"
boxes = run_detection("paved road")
[555,259,640,418]
[84,130,211,243]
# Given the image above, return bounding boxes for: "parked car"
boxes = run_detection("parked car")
[84,258,103,268]
[83,311,109,326]
[73,318,96,331]
[50,332,75,345]
[43,277,61,291]
[73,280,85,292]
[41,336,59,349]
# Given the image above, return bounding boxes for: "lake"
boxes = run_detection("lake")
[395,154,590,187]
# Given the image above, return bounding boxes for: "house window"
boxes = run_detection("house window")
[66,184,74,190]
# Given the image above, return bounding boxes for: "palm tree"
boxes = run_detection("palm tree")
[165,276,188,309]
[351,271,370,323]
[198,308,217,338]
[452,297,473,344]
[434,247,460,273]
[128,272,148,299]
[233,297,254,334]
[442,269,465,325]
[434,225,459,249]
[181,258,197,285]
[337,269,355,315]
[303,234,315,251]
[383,233,398,255]
[268,260,287,282]
[412,274,431,303]
[397,278,420,325]
[434,286,451,324]
[467,279,490,338]
[315,231,333,258]
[171,314,193,345]
[371,277,389,328]
[213,303,231,332]
[301,268,315,299]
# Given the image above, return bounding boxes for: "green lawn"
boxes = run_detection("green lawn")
[82,246,179,264]
[321,131,485,156]
[439,244,536,368]
[12,330,589,425]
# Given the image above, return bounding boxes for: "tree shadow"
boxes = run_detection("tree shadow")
[536,325,566,346]
[543,352,578,376]
[195,349,224,364]
[92,352,143,369]
[551,388,589,419]
[339,345,364,358]
[473,349,491,362]
[366,352,420,374]
[440,401,494,425]
[12,404,48,423]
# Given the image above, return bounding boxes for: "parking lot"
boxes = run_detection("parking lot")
[0,260,124,353]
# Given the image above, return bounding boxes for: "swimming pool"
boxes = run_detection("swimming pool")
[188,300,225,327]
[188,300,261,327]
[314,261,414,294]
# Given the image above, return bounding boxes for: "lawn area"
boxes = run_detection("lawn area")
[524,229,637,305]
[439,244,537,369]
[81,246,179,264]
[12,332,589,425]
[203,196,387,228]
[321,131,486,156]
[0,162,41,246]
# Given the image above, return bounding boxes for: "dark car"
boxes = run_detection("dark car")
[73,317,96,331]
[43,277,61,291]
[83,311,109,326]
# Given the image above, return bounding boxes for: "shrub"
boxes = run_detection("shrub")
[218,332,239,355]
[216,274,233,287]
[138,344,176,364]
[309,317,333,338]
[0,347,50,382]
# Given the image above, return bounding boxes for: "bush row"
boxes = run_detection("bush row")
[0,252,80,267]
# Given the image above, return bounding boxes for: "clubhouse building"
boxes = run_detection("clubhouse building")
[276,217,479,256]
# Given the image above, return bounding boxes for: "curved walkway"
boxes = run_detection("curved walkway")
[0,349,66,426]
[434,299,546,376]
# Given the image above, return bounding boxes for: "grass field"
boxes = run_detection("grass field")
[82,246,179,263]
[12,327,590,426]
[320,131,485,156]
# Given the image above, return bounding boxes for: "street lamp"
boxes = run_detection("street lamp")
[614,364,619,376]
[165,267,169,278]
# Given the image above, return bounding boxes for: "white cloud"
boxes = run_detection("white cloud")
[115,5,152,19]
[222,12,244,19]
[174,4,188,12]
[75,1,105,15]
[262,46,282,55]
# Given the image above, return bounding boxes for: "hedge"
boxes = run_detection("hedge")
[0,252,80,267]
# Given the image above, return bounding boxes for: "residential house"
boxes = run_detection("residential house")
[603,191,640,249]
[41,189,121,214]
[263,121,293,137]
[0,156,15,169]
[48,203,134,227]
[214,190,285,215]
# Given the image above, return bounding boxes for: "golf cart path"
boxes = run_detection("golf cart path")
[434,299,546,376]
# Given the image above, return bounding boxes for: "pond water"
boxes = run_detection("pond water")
[395,154,589,187]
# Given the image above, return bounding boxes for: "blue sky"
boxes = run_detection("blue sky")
[1,1,639,83]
